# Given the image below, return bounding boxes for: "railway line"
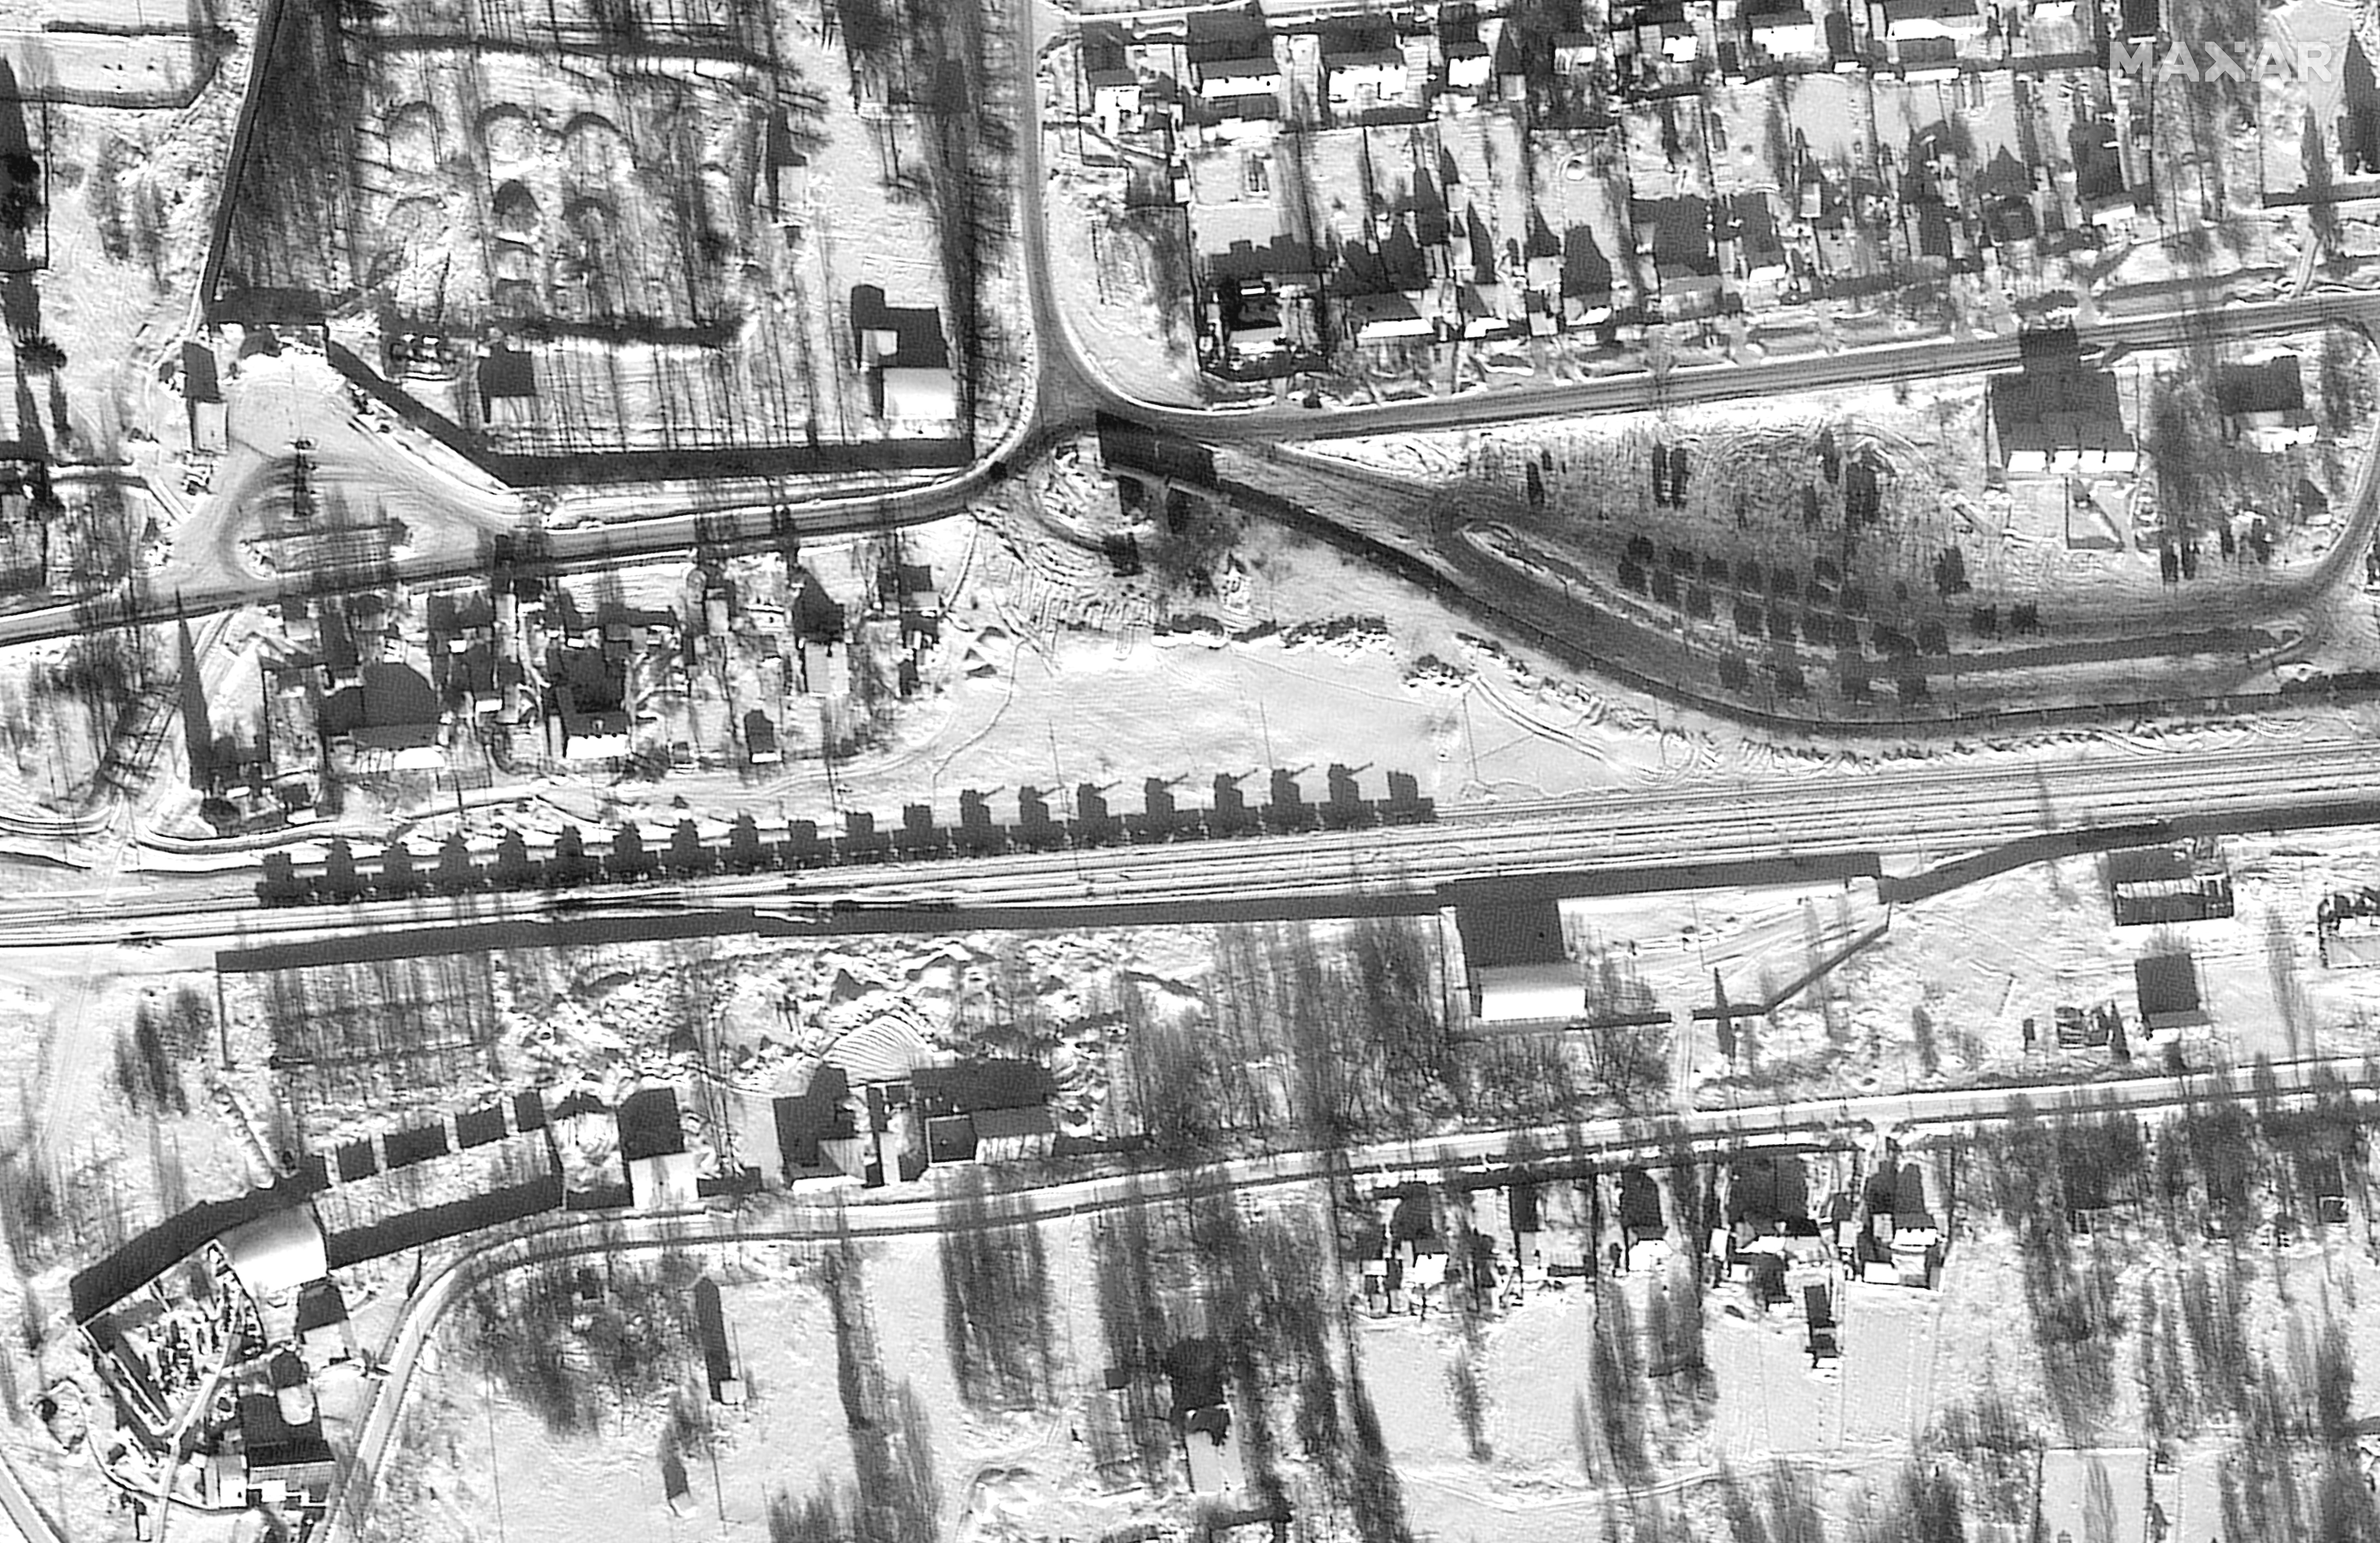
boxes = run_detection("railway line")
[0,731,2372,950]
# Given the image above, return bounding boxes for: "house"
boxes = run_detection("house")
[1323,33,1407,113]
[1803,1283,1840,1363]
[1455,900,1577,1021]
[1443,36,1492,91]
[1726,192,1790,285]
[2216,353,2318,450]
[2119,0,2158,42]
[1193,51,1282,101]
[850,285,958,423]
[1744,0,1822,58]
[773,1065,867,1182]
[1338,288,1438,345]
[235,1385,337,1509]
[910,1058,1058,1163]
[2071,118,2133,225]
[476,345,538,428]
[2134,953,2209,1031]
[1087,62,1144,139]
[1987,338,2137,477]
[766,109,810,220]
[617,1086,699,1213]
[294,1280,354,1374]
[1629,1,1703,66]
[184,340,228,452]
[1633,195,1723,305]
[1870,0,1983,50]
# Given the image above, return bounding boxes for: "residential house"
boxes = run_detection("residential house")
[1744,0,1823,59]
[1869,0,1984,57]
[476,345,539,430]
[1986,337,2137,476]
[909,1058,1058,1164]
[2216,352,2318,450]
[1323,32,1409,115]
[1633,194,1724,308]
[774,1065,869,1184]
[850,284,958,423]
[617,1085,699,1213]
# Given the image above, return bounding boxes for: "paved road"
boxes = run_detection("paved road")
[322,1050,2379,1543]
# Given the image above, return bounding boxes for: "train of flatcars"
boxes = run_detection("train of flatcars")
[257,767,1436,905]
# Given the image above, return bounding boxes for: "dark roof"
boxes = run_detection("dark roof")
[1729,192,1784,263]
[1989,359,2131,457]
[774,1065,857,1170]
[616,1086,686,1162]
[294,1278,348,1334]
[182,341,222,403]
[1507,1183,1540,1234]
[1161,1336,1228,1415]
[1455,900,1566,969]
[850,284,949,372]
[477,345,537,402]
[2070,120,2126,204]
[912,1058,1057,1114]
[2134,954,2200,1016]
[321,663,442,741]
[971,1105,1056,1141]
[925,1114,979,1164]
[1634,196,1717,275]
[237,1389,334,1473]
[792,570,846,644]
[694,1276,733,1389]
[2108,845,2193,885]
[2216,356,2306,417]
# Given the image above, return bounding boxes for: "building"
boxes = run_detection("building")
[1455,900,1578,1022]
[476,345,538,430]
[321,661,445,771]
[1193,51,1283,101]
[184,339,228,452]
[2216,352,2318,450]
[766,108,811,221]
[1744,0,1823,58]
[1869,0,1984,50]
[1987,339,2137,477]
[1633,195,1723,307]
[1339,288,1438,345]
[2106,843,2234,926]
[617,1086,698,1212]
[850,284,958,423]
[218,1206,328,1307]
[1323,33,1408,113]
[2133,953,2209,1031]
[294,1280,354,1373]
[774,1065,868,1183]
[909,1058,1058,1163]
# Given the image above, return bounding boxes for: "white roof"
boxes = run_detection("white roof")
[220,1207,326,1302]
[882,366,958,422]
